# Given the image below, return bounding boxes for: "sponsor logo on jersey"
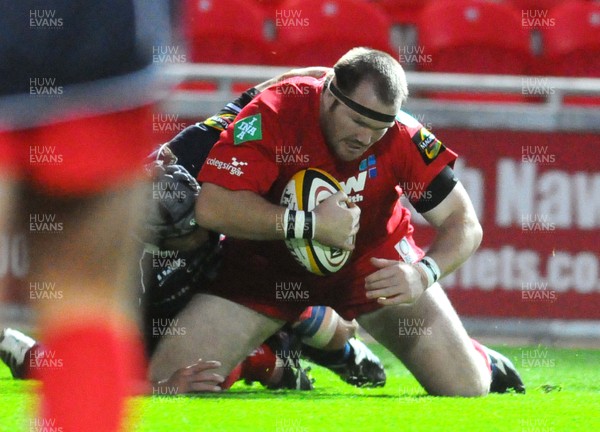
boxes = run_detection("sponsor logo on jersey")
[205,157,247,176]
[234,114,262,145]
[412,127,445,165]
[340,155,377,203]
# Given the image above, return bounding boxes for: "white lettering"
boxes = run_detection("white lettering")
[497,159,535,226]
[574,173,600,229]
[340,171,367,195]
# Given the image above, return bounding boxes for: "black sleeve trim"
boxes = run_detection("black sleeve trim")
[412,166,458,213]
[240,87,260,105]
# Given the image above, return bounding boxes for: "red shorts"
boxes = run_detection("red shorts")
[0,105,155,195]
[206,233,425,322]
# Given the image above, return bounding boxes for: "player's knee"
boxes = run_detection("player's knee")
[454,378,490,397]
[467,356,493,397]
[466,378,490,397]
[427,373,490,397]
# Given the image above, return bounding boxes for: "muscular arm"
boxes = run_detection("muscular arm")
[195,183,286,240]
[365,180,482,305]
[420,181,483,278]
[195,183,359,249]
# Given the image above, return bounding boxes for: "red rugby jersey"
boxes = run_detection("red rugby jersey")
[198,76,457,281]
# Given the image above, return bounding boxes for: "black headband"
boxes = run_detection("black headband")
[328,80,397,123]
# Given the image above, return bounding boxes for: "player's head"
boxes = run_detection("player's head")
[320,47,408,161]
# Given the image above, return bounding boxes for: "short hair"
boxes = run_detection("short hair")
[333,47,408,107]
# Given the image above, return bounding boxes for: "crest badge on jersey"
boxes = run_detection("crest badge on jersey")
[234,114,262,145]
[412,127,445,165]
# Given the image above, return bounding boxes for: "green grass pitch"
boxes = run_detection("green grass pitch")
[1,344,599,431]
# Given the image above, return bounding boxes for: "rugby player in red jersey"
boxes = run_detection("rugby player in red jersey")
[1,67,387,394]
[152,47,524,396]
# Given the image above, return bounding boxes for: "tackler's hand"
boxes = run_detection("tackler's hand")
[154,359,224,394]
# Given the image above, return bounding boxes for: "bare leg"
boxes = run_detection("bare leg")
[25,183,147,431]
[26,184,145,325]
[357,283,490,397]
[149,293,284,382]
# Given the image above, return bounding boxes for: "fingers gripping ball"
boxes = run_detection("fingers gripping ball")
[280,168,353,275]
[143,162,201,247]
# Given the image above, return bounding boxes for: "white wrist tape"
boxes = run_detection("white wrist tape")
[416,256,441,288]
[283,208,315,240]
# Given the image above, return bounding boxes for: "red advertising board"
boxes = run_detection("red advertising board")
[412,129,600,319]
[2,129,599,321]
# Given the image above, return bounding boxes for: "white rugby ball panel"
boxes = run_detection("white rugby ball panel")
[299,168,340,211]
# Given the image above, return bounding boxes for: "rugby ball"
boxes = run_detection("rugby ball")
[280,168,353,276]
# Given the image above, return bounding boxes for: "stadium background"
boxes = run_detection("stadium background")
[1,0,599,347]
